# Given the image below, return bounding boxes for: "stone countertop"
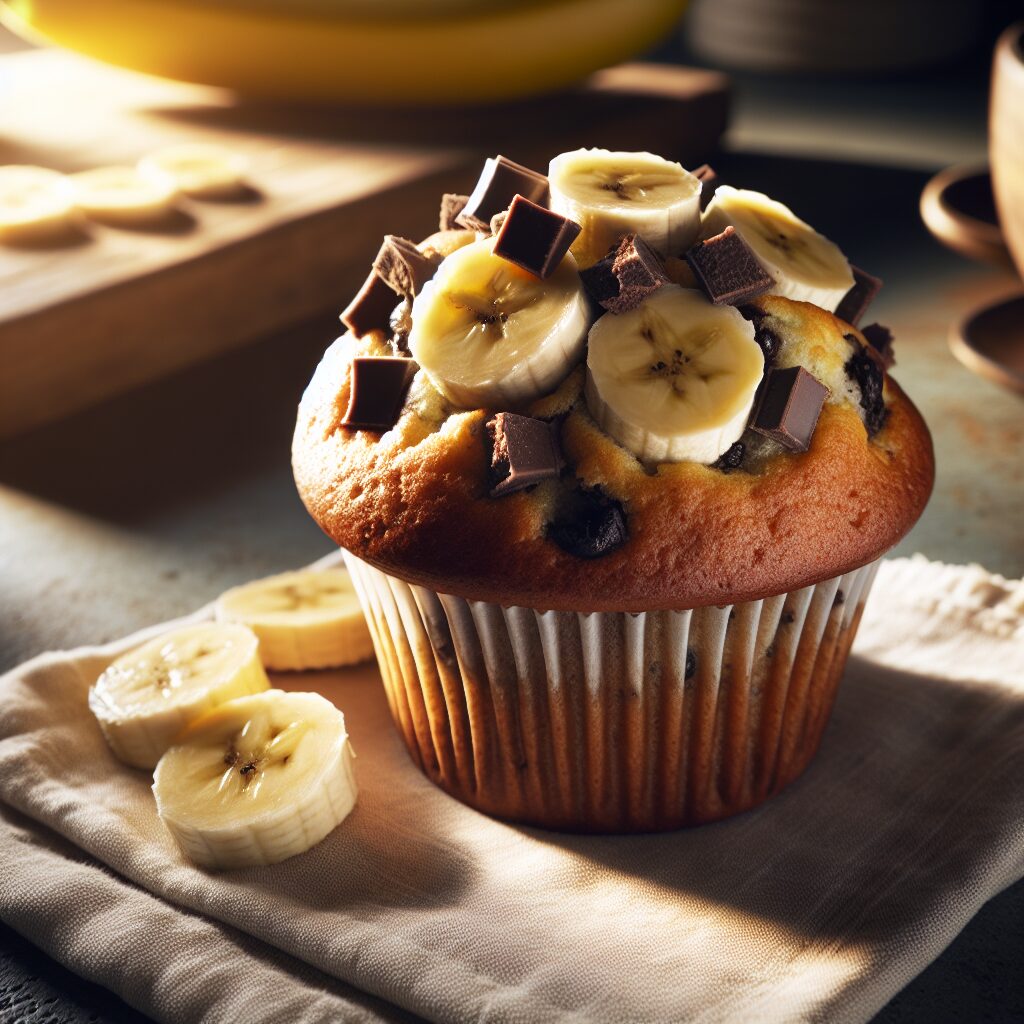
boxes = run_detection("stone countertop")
[1,46,1022,1024]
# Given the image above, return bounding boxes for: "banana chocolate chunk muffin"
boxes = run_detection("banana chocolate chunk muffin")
[293,148,933,831]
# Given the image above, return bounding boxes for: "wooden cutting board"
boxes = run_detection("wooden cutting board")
[0,51,729,439]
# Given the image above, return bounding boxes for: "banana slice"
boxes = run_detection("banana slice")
[585,284,764,464]
[548,149,702,268]
[214,568,373,672]
[138,143,249,199]
[89,623,270,770]
[69,165,179,224]
[701,186,854,311]
[153,690,357,869]
[0,165,75,240]
[408,235,588,409]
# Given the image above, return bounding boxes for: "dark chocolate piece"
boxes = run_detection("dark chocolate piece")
[835,265,883,326]
[579,233,669,313]
[456,155,549,233]
[440,193,469,231]
[751,365,829,452]
[844,341,888,437]
[341,356,416,431]
[714,441,745,472]
[373,235,437,299]
[685,226,774,306]
[340,271,401,338]
[861,322,895,368]
[548,487,627,559]
[492,195,581,279]
[692,163,720,211]
[486,412,565,497]
[737,304,781,365]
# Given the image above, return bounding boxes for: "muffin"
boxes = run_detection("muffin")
[292,149,933,831]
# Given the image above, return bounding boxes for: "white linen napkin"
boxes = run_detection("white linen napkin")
[0,555,1021,1024]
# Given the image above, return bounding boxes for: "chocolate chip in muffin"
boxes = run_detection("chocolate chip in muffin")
[714,441,745,472]
[861,322,895,368]
[439,192,469,232]
[692,163,720,211]
[456,155,549,233]
[548,487,627,559]
[737,304,781,365]
[685,226,774,306]
[844,343,888,437]
[579,233,668,314]
[835,265,883,327]
[341,356,416,431]
[493,195,581,279]
[751,365,829,452]
[373,235,439,300]
[486,412,565,497]
[340,271,401,338]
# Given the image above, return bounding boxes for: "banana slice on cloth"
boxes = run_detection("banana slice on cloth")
[89,623,270,770]
[409,235,588,409]
[585,285,764,465]
[701,186,854,311]
[138,143,250,199]
[214,568,373,671]
[548,149,702,268]
[69,165,179,224]
[0,165,75,240]
[153,690,357,869]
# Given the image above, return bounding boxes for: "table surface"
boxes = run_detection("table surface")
[1,31,1023,1024]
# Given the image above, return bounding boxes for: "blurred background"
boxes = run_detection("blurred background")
[0,1,1022,1022]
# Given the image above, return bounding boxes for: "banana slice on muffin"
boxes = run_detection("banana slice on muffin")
[408,235,589,409]
[548,148,702,268]
[585,285,765,464]
[701,186,854,311]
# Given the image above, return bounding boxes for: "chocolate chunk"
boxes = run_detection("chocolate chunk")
[440,193,469,231]
[844,342,888,437]
[835,265,882,326]
[456,155,549,233]
[861,322,895,368]
[737,304,781,365]
[714,441,745,472]
[692,164,720,211]
[486,412,565,497]
[340,271,401,338]
[373,235,438,299]
[751,365,829,452]
[685,226,774,305]
[493,195,581,279]
[549,487,627,559]
[341,356,416,431]
[579,233,669,313]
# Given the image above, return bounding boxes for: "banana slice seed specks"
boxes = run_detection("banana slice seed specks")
[153,689,357,869]
[585,285,765,465]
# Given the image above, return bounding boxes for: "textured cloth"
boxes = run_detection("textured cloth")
[0,555,1022,1024]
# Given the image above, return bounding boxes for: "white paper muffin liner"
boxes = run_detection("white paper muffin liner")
[343,552,881,832]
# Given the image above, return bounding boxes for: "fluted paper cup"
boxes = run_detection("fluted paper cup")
[344,552,880,832]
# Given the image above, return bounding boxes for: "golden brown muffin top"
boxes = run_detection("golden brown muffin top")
[293,288,934,612]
